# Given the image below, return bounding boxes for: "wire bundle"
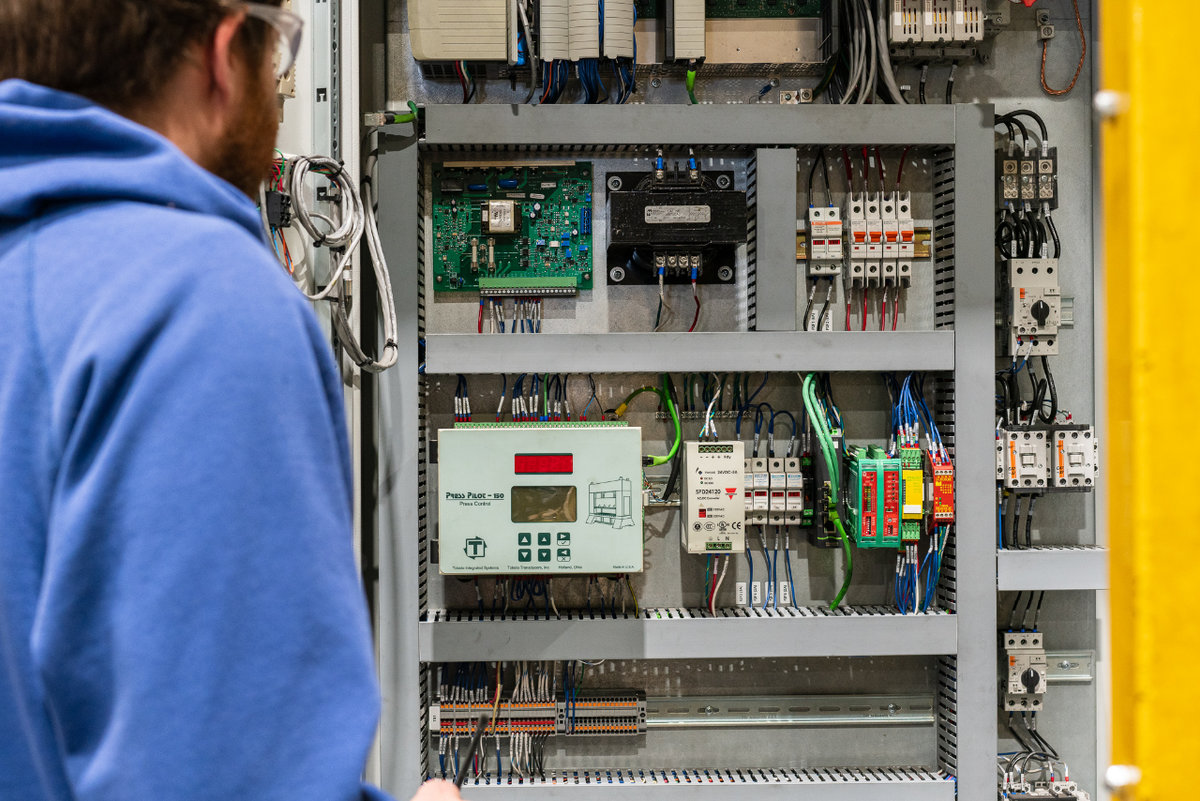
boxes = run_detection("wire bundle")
[801,373,853,610]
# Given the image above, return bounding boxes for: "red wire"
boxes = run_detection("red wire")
[455,61,468,103]
[688,282,701,332]
[881,291,887,332]
[862,290,868,331]
[478,300,484,334]
[845,294,851,331]
[896,145,912,188]
[892,290,900,330]
[860,146,869,188]
[874,147,886,191]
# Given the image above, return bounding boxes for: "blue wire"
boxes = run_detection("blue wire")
[998,497,1004,550]
[771,548,779,609]
[745,545,753,605]
[784,547,796,608]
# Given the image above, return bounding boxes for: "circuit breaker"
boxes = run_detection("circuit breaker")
[745,456,768,526]
[1003,630,1046,712]
[437,424,644,574]
[681,441,746,553]
[1009,259,1061,356]
[807,205,843,279]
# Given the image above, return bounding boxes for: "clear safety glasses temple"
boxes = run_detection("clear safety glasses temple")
[237,2,304,79]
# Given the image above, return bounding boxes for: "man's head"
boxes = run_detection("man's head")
[0,1,298,197]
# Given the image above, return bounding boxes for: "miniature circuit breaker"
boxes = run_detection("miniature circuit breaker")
[745,457,768,526]
[807,205,843,279]
[1003,630,1047,712]
[437,423,644,574]
[681,441,746,553]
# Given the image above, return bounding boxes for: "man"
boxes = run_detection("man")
[0,3,456,800]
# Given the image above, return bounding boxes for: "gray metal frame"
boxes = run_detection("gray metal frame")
[374,104,995,801]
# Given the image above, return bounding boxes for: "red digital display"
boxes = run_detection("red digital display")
[514,453,574,475]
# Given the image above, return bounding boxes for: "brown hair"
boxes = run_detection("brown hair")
[0,0,281,114]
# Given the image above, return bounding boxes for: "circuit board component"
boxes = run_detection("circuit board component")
[431,162,594,295]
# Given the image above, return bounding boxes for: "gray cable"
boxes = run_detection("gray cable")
[876,0,908,104]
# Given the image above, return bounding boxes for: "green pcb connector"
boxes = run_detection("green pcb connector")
[478,276,579,298]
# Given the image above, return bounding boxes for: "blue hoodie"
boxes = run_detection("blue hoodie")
[0,80,391,801]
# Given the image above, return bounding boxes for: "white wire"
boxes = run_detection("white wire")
[288,155,362,302]
[655,273,673,331]
[287,148,399,372]
[840,0,863,103]
[700,380,722,438]
[710,555,729,615]
[876,0,908,104]
[858,0,877,104]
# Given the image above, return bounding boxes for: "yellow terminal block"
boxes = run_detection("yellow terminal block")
[902,468,924,520]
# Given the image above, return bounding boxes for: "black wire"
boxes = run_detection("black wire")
[1026,714,1059,758]
[1031,589,1046,630]
[820,150,832,206]
[1020,587,1036,630]
[945,67,955,104]
[918,65,928,104]
[1025,358,1040,421]
[1011,495,1024,550]
[1046,213,1062,258]
[1004,109,1049,142]
[1040,356,1058,424]
[1025,494,1037,549]
[1008,590,1025,631]
[996,114,1029,150]
[661,374,682,501]
[1008,713,1040,754]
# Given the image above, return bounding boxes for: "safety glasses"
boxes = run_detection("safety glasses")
[237,2,305,79]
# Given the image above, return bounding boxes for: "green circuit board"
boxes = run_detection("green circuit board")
[635,0,822,18]
[431,163,594,294]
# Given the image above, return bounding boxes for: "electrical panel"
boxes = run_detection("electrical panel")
[681,441,746,553]
[436,424,644,574]
[367,0,1106,790]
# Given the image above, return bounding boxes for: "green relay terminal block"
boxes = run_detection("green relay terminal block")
[846,446,901,549]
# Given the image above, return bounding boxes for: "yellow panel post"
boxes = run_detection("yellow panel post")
[1102,1,1200,798]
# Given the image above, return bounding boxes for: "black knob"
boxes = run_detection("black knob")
[1021,667,1041,692]
[1031,300,1051,326]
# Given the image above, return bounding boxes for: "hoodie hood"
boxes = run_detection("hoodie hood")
[0,79,263,241]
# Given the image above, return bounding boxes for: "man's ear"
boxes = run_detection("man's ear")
[205,11,247,105]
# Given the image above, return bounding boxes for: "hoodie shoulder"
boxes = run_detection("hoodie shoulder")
[24,200,322,389]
